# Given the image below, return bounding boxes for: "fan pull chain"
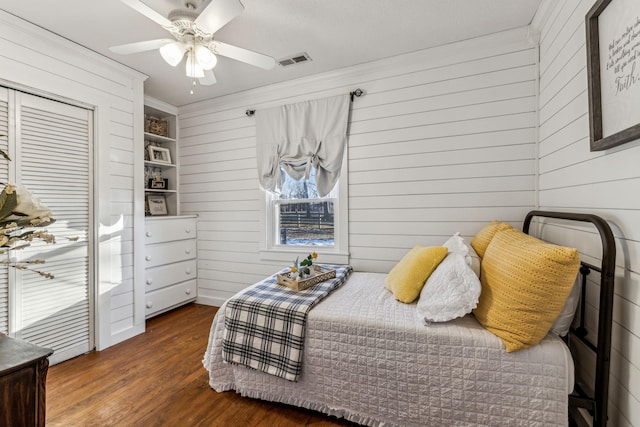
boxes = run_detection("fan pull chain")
[189,44,197,95]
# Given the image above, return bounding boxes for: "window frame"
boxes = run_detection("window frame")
[259,151,349,264]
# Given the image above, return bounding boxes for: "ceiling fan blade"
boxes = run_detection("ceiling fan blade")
[194,0,244,34]
[120,0,173,27]
[109,39,174,55]
[210,41,275,70]
[199,69,217,86]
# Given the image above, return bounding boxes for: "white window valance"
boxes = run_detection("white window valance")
[256,94,350,197]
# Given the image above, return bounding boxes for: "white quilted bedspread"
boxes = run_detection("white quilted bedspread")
[203,272,573,427]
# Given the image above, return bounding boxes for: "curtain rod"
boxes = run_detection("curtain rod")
[245,88,365,117]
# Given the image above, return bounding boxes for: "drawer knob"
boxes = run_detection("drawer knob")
[186,288,192,295]
[145,255,152,261]
[146,279,152,285]
[185,228,191,234]
[186,268,192,275]
[146,231,152,237]
[185,248,191,254]
[146,302,153,309]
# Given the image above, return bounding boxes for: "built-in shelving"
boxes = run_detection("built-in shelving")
[142,97,197,316]
[144,100,179,216]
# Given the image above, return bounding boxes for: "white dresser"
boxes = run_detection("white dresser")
[144,215,197,318]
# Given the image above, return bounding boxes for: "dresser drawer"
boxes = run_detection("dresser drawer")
[145,239,196,268]
[145,259,197,292]
[145,217,197,244]
[145,280,196,317]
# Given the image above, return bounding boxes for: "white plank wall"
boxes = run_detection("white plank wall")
[0,11,147,350]
[534,1,640,425]
[179,28,538,306]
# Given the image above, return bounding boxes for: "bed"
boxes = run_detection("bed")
[203,211,615,427]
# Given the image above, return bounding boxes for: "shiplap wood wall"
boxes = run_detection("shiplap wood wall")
[179,27,538,306]
[0,11,147,350]
[533,1,640,425]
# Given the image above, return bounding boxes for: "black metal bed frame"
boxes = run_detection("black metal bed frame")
[523,210,616,427]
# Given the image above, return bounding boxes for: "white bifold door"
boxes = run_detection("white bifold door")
[0,87,93,365]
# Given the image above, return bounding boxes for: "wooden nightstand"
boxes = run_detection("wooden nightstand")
[0,334,53,427]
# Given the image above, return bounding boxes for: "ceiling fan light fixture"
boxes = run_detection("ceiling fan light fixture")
[194,45,218,70]
[159,42,186,66]
[112,0,274,92]
[185,50,205,78]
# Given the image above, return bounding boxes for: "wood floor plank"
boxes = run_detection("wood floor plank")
[46,303,359,427]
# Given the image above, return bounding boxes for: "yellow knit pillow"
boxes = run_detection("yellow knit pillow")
[385,246,448,303]
[470,220,515,258]
[473,229,580,352]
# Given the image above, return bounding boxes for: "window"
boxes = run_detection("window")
[273,169,336,247]
[260,161,349,264]
[255,94,350,264]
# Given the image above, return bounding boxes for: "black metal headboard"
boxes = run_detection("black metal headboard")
[523,210,615,427]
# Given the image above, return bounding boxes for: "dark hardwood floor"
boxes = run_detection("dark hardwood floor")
[46,303,358,427]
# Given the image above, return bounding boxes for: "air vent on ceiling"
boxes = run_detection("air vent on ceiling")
[277,52,312,67]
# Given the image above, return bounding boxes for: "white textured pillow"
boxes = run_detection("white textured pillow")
[443,232,481,277]
[417,253,481,323]
[443,232,467,254]
[467,244,481,278]
[550,277,581,336]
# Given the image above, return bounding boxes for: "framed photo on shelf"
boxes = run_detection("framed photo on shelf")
[147,145,172,164]
[586,0,640,151]
[148,178,168,189]
[146,194,168,216]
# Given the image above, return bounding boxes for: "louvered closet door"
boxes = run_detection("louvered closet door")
[12,91,93,365]
[0,88,9,334]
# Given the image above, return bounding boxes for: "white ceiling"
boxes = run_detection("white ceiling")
[1,0,542,107]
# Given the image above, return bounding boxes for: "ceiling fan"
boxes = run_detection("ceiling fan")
[109,0,275,89]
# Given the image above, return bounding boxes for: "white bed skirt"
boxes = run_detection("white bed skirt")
[203,272,573,427]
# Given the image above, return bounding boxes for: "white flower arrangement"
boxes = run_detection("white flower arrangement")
[0,145,57,278]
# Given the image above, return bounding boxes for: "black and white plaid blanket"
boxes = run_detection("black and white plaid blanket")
[222,264,353,381]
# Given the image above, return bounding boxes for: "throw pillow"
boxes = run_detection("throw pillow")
[473,228,580,352]
[443,232,481,277]
[470,220,515,258]
[384,245,448,303]
[550,278,581,336]
[417,253,481,323]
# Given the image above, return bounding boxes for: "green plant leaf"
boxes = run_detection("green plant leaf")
[15,230,36,239]
[0,149,10,162]
[0,190,17,221]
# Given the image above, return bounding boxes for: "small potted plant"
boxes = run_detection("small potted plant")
[291,252,318,280]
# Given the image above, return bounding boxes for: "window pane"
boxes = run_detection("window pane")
[278,201,334,246]
[272,167,337,247]
[278,168,321,199]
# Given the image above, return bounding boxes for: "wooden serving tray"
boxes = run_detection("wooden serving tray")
[277,265,336,291]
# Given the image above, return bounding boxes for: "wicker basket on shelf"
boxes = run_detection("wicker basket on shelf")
[145,116,168,137]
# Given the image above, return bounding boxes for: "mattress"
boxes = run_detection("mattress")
[203,272,574,427]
